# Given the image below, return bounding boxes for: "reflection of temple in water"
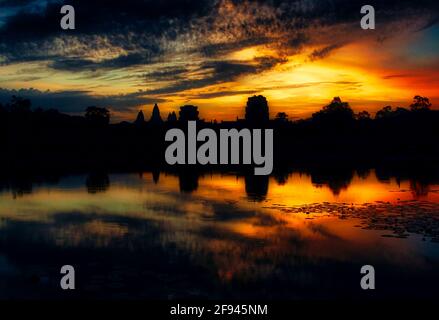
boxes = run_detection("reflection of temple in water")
[86,173,110,194]
[11,179,33,199]
[176,171,269,200]
[178,172,199,193]
[245,175,269,201]
[152,170,160,184]
[0,175,60,199]
[310,168,354,196]
[273,170,289,185]
[410,180,430,198]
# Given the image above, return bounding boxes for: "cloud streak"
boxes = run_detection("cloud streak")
[1,0,438,69]
[0,0,438,120]
[0,88,164,114]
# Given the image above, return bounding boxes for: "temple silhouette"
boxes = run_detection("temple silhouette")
[0,93,438,201]
[0,94,437,177]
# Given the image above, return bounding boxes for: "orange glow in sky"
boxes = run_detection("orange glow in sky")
[0,1,438,122]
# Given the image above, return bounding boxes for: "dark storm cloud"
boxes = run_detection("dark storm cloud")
[0,0,214,40]
[199,37,272,57]
[0,0,214,50]
[143,66,189,81]
[143,62,254,95]
[309,44,342,61]
[144,57,284,95]
[0,87,163,113]
[50,52,161,72]
[185,89,258,99]
[0,0,39,8]
[0,0,438,71]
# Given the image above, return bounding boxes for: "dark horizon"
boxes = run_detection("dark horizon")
[1,93,435,124]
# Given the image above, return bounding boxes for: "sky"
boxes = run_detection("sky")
[0,0,438,122]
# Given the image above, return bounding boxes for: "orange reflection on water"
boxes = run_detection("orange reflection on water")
[190,170,439,205]
[0,170,437,288]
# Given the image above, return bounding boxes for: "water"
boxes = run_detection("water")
[0,170,438,299]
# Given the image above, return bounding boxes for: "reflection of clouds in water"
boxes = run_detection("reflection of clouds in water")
[86,173,110,194]
[1,168,439,202]
[0,172,438,298]
[0,255,16,275]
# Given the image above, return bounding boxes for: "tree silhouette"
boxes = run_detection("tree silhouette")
[85,106,110,126]
[375,106,393,119]
[275,112,289,122]
[245,95,269,125]
[10,95,31,114]
[312,97,354,124]
[322,97,352,114]
[356,110,371,120]
[394,107,409,116]
[0,103,5,116]
[0,103,6,128]
[410,95,431,112]
[375,106,410,119]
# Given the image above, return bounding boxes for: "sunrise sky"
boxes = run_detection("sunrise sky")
[0,0,438,122]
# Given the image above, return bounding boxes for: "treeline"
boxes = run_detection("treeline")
[0,94,434,128]
[0,94,434,127]
[0,94,438,172]
[277,95,439,166]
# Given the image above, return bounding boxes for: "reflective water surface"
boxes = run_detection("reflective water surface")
[0,170,438,299]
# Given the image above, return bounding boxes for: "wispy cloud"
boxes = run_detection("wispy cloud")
[0,87,164,114]
[0,0,438,119]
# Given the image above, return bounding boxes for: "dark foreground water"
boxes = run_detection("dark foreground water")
[0,170,438,299]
